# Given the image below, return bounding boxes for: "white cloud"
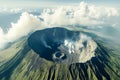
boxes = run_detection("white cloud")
[40,2,119,27]
[0,8,23,13]
[6,12,42,41]
[0,8,39,13]
[0,2,120,50]
[0,12,43,50]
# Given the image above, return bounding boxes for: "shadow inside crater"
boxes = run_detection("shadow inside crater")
[28,27,80,61]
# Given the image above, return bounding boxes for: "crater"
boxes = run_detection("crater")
[28,27,97,64]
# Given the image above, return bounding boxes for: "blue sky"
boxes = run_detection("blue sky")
[0,0,120,8]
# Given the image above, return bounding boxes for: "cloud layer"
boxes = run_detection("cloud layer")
[0,2,120,50]
[40,2,119,27]
[0,12,42,49]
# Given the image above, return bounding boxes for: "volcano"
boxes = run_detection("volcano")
[0,27,120,80]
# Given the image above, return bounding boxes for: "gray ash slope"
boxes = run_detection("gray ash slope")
[0,27,120,80]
